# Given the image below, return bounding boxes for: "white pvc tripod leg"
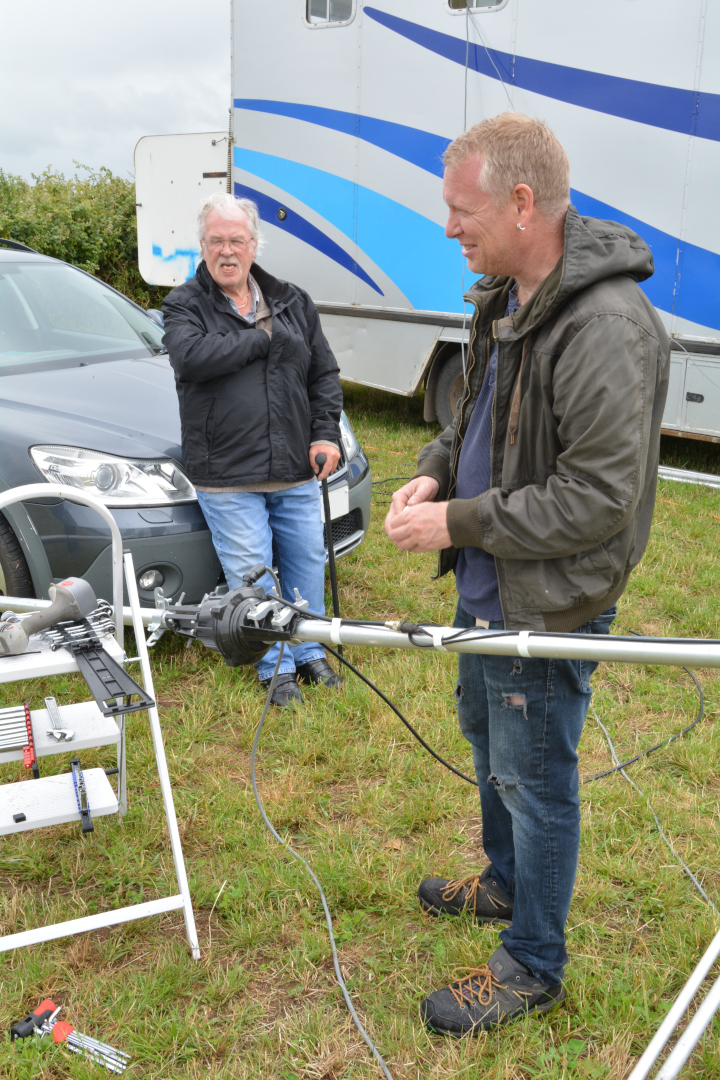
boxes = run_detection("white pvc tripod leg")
[627,928,720,1079]
[655,971,720,1079]
[117,714,127,817]
[123,552,201,960]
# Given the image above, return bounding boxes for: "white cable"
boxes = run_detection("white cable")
[468,10,514,110]
[591,706,718,915]
[251,644,394,1080]
[460,7,470,381]
[463,7,470,133]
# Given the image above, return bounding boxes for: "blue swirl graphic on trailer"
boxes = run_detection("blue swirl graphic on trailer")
[232,174,383,295]
[235,100,720,330]
[235,148,470,311]
[363,7,720,142]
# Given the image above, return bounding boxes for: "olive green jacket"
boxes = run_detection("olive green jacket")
[416,206,670,632]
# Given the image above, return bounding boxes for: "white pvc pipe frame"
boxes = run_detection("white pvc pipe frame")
[0,484,200,959]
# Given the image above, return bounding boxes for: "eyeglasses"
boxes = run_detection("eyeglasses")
[203,237,255,251]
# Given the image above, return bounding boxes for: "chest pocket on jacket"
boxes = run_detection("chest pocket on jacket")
[278,310,310,368]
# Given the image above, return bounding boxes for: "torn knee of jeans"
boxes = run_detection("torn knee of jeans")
[502,692,527,717]
[488,772,525,790]
[453,683,464,702]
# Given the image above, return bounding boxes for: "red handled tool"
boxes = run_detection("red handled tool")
[9,998,59,1040]
[21,700,39,778]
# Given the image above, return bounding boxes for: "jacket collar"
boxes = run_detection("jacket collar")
[195,259,292,315]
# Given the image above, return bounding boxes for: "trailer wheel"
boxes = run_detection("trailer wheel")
[435,352,465,430]
[0,514,35,598]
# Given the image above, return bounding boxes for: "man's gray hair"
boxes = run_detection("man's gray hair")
[197,192,265,252]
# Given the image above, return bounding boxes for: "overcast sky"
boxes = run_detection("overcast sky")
[2,0,231,182]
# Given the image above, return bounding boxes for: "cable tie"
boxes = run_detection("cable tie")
[517,631,531,657]
[330,618,343,645]
[430,628,447,651]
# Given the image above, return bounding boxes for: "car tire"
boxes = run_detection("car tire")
[0,514,35,598]
[434,351,466,430]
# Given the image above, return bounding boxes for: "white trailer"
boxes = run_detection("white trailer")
[136,0,720,439]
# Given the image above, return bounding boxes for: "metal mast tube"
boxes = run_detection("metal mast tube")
[291,618,720,668]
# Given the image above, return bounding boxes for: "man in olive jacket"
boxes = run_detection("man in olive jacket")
[385,115,669,1035]
[163,193,343,705]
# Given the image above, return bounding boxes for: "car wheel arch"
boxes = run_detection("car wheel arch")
[0,494,53,599]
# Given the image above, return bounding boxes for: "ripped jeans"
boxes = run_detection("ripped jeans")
[454,600,616,985]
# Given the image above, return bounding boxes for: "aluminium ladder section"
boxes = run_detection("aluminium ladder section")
[0,484,200,959]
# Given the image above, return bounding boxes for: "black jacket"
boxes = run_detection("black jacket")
[162,261,342,487]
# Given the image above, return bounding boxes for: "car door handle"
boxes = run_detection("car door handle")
[686,392,704,403]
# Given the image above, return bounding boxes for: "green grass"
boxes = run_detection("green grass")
[1,384,720,1078]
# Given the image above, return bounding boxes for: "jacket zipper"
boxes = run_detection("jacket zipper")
[436,295,481,583]
[489,321,507,628]
[449,296,482,499]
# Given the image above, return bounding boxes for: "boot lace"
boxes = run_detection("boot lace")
[449,965,532,1009]
[441,873,505,912]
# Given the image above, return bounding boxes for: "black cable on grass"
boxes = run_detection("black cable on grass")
[371,476,414,488]
[371,477,414,504]
[261,594,708,791]
[583,633,705,784]
[324,643,478,787]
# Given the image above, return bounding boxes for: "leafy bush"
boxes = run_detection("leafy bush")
[0,164,168,308]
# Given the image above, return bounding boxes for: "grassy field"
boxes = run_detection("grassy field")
[1,385,719,1079]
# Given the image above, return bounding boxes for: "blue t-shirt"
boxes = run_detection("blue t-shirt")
[454,287,520,622]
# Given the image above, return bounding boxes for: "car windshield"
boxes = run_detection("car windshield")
[0,260,165,371]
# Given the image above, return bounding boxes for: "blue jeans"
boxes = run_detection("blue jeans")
[197,482,327,681]
[454,601,616,985]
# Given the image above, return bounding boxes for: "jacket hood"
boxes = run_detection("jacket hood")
[468,206,655,337]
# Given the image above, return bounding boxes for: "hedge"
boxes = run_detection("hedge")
[0,165,168,308]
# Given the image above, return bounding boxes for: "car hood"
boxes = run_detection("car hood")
[0,355,183,463]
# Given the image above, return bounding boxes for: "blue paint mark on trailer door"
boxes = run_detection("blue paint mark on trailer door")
[150,244,201,280]
[363,7,720,142]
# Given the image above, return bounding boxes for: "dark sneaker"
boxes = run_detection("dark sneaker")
[420,944,565,1036]
[418,865,513,925]
[262,672,304,707]
[296,657,344,689]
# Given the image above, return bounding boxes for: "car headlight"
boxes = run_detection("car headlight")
[339,411,359,462]
[30,446,196,506]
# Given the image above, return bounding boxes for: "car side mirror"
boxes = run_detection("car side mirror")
[146,309,164,328]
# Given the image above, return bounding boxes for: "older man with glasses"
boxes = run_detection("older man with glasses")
[162,192,343,705]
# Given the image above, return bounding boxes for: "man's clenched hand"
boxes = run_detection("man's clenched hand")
[384,476,452,552]
[310,444,341,481]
